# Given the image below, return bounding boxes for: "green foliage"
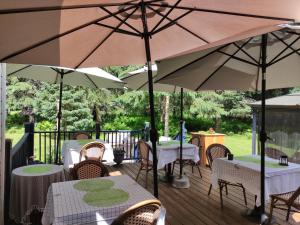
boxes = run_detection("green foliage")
[36,120,54,131]
[221,119,251,134]
[6,111,26,128]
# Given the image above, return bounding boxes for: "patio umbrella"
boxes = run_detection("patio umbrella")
[122,65,188,182]
[7,64,124,163]
[0,0,298,198]
[155,27,300,222]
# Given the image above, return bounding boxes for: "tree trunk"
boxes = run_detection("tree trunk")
[164,95,170,137]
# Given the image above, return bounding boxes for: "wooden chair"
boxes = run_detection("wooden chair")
[269,187,300,223]
[206,144,247,208]
[73,160,109,179]
[80,141,105,161]
[265,147,286,160]
[171,136,202,178]
[73,132,91,140]
[136,140,153,188]
[111,199,162,225]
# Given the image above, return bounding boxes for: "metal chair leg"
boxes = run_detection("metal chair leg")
[208,184,212,196]
[197,165,202,178]
[135,165,142,181]
[286,206,291,221]
[219,182,224,208]
[225,184,228,195]
[242,186,247,206]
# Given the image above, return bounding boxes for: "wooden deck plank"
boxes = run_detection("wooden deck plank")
[110,163,300,225]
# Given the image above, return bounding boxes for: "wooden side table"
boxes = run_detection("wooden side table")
[190,132,225,166]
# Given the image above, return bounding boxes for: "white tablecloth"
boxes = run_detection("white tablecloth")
[148,141,200,169]
[10,164,65,223]
[42,175,165,225]
[211,155,300,204]
[62,140,115,172]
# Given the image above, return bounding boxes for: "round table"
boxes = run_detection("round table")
[9,164,65,224]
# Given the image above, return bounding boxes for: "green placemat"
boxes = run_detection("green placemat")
[158,140,183,146]
[23,165,53,174]
[73,179,114,192]
[83,188,129,207]
[77,139,96,146]
[235,156,284,168]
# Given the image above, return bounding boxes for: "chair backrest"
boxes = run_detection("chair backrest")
[80,142,105,161]
[111,199,162,225]
[288,186,300,208]
[189,136,201,147]
[73,160,108,179]
[206,144,231,169]
[73,132,91,140]
[137,140,152,162]
[265,147,286,160]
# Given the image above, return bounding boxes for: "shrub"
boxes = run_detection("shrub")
[36,120,55,131]
[6,111,26,128]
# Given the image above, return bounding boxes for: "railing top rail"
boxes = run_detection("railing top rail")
[11,133,30,158]
[33,129,143,134]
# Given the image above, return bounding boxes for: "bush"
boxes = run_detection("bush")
[6,111,26,128]
[221,119,251,134]
[35,120,55,131]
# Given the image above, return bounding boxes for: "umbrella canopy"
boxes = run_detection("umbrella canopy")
[7,64,123,88]
[7,63,124,163]
[0,0,297,68]
[1,0,299,199]
[155,27,300,222]
[155,29,300,91]
[122,64,184,92]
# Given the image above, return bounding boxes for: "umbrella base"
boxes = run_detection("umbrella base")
[172,174,190,189]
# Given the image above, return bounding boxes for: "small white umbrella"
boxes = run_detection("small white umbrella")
[7,63,124,163]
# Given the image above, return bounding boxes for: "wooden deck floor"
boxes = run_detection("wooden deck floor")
[110,163,300,225]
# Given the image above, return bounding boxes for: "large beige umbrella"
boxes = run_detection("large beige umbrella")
[155,27,300,222]
[0,0,299,198]
[7,64,124,163]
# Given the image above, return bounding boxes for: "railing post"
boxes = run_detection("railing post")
[95,122,100,139]
[4,139,12,224]
[24,122,34,158]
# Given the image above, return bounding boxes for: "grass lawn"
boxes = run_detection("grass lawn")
[5,125,24,146]
[224,132,253,156]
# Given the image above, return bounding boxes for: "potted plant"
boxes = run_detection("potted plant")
[113,148,125,165]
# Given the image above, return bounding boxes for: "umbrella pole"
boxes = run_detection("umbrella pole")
[260,33,268,224]
[179,88,183,178]
[55,73,64,164]
[141,1,158,198]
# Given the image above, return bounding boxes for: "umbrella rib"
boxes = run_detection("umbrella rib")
[75,6,139,68]
[100,6,142,36]
[269,32,300,60]
[152,10,193,35]
[195,38,253,91]
[95,22,141,37]
[155,44,229,83]
[232,42,260,64]
[147,5,209,43]
[84,74,99,89]
[0,2,137,14]
[150,0,182,33]
[0,4,137,62]
[149,3,294,22]
[268,45,300,67]
[6,64,31,76]
[217,50,259,67]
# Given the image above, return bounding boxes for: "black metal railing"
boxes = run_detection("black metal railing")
[33,129,144,163]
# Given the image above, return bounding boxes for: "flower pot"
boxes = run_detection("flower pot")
[113,149,125,165]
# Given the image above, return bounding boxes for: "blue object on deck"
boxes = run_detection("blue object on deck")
[173,121,187,142]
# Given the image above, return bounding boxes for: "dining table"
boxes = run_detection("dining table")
[148,140,200,170]
[211,155,300,205]
[62,139,115,173]
[42,175,166,225]
[9,164,65,224]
